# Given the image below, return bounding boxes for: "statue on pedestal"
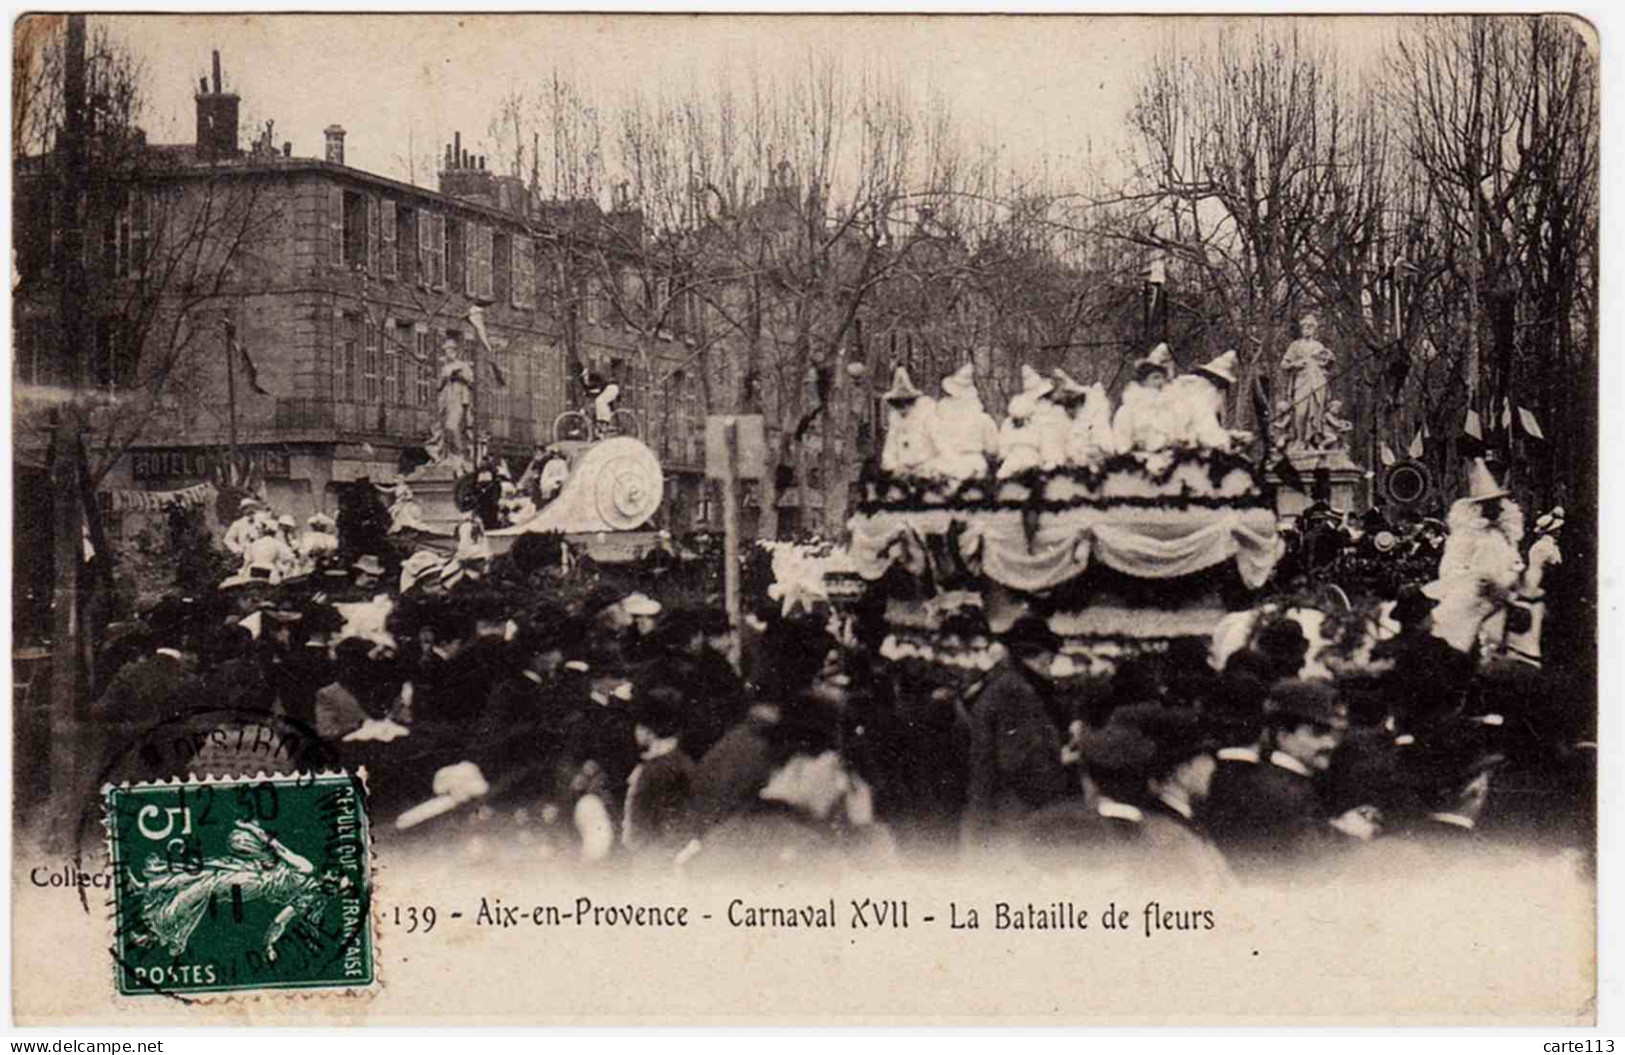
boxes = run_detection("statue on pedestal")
[1279,314,1338,451]
[427,340,475,470]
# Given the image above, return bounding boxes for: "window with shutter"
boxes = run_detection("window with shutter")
[386,320,407,405]
[513,235,535,309]
[367,197,380,277]
[380,200,397,280]
[362,319,380,403]
[417,211,433,289]
[464,221,478,298]
[478,225,494,301]
[434,215,448,290]
[328,187,345,268]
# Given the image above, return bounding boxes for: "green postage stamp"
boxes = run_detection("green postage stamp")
[106,772,375,998]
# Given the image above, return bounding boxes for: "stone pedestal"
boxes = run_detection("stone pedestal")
[1266,447,1367,526]
[402,462,468,533]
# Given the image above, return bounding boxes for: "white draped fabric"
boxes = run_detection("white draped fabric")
[848,505,1283,594]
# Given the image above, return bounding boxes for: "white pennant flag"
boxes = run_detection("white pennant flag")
[1464,409,1484,441]
[1380,443,1396,467]
[1518,406,1545,440]
[1500,397,1513,431]
[1408,429,1425,459]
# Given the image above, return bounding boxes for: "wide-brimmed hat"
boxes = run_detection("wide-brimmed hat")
[1372,530,1398,553]
[1049,367,1090,403]
[882,367,925,403]
[277,514,296,528]
[941,362,978,399]
[1134,343,1175,381]
[352,554,386,577]
[623,592,662,618]
[1018,364,1055,400]
[1535,507,1565,534]
[307,512,335,530]
[1264,678,1349,731]
[238,497,262,511]
[1193,350,1239,388]
[1460,458,1509,503]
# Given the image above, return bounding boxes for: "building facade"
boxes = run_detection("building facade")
[14,62,714,552]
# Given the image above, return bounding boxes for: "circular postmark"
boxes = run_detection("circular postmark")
[72,707,375,1001]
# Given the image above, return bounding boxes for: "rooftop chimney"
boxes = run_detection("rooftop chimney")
[324,124,346,166]
[439,130,498,204]
[194,49,241,162]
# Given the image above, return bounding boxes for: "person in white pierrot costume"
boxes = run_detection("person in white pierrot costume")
[223,497,264,557]
[1167,349,1244,451]
[1067,382,1118,464]
[1490,506,1564,667]
[879,367,939,475]
[928,362,999,481]
[1042,368,1089,467]
[1112,343,1180,453]
[303,513,339,565]
[1424,459,1526,653]
[996,365,1054,479]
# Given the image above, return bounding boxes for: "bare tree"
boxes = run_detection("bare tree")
[13,15,285,767]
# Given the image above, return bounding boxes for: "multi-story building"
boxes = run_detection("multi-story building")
[13,55,713,552]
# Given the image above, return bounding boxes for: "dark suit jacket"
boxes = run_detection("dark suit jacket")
[961,660,1069,846]
[1202,754,1329,876]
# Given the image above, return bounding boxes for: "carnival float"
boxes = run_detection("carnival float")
[383,306,665,566]
[845,349,1288,674]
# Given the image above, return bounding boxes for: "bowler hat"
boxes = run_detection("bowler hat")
[352,554,386,577]
[1264,678,1348,731]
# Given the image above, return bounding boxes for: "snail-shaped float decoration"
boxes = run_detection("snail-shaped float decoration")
[490,436,664,537]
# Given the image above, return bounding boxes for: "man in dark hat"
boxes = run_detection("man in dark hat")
[1389,714,1506,848]
[473,612,585,767]
[91,596,203,728]
[643,607,745,759]
[685,697,889,878]
[1200,678,1350,879]
[621,684,699,860]
[686,618,838,836]
[960,615,1071,855]
[1068,703,1234,885]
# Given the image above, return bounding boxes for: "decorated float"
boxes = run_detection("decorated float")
[384,307,665,565]
[845,352,1287,673]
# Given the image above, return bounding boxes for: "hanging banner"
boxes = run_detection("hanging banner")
[102,482,218,513]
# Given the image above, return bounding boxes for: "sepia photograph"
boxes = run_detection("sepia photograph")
[7,11,1603,1025]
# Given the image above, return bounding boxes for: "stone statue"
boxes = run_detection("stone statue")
[1279,314,1337,450]
[433,344,475,466]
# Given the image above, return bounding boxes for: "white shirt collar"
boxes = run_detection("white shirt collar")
[641,737,679,762]
[1156,791,1194,821]
[1269,750,1314,778]
[1096,799,1144,824]
[1216,745,1259,764]
[154,648,183,661]
[522,670,546,685]
[1427,812,1476,830]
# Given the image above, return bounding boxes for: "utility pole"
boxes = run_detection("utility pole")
[50,13,90,820]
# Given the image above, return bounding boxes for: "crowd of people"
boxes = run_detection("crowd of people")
[82,474,1591,886]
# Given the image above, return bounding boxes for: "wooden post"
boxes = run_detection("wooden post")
[721,417,741,670]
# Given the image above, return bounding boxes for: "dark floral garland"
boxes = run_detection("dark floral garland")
[855,447,1269,516]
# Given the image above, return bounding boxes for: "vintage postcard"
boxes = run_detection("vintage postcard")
[9,11,1599,1024]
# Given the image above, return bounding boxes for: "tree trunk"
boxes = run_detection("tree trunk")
[47,14,90,836]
